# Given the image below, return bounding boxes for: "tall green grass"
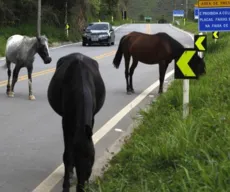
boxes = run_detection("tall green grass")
[83,22,230,191]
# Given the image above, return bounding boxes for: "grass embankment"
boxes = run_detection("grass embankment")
[0,24,70,57]
[173,19,198,34]
[86,21,230,191]
[0,19,129,57]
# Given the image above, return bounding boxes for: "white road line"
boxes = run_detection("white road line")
[0,24,129,61]
[32,69,175,192]
[33,24,195,192]
[169,24,194,40]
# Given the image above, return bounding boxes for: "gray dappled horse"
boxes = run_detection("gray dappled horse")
[3,34,52,100]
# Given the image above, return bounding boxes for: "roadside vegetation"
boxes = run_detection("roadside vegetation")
[0,0,201,57]
[0,0,132,57]
[128,0,197,22]
[84,20,230,191]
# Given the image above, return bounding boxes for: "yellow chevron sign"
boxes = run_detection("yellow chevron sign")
[212,31,219,39]
[194,35,207,51]
[175,49,198,79]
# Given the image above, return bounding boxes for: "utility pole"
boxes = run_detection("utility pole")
[65,1,69,38]
[173,0,176,23]
[185,0,188,18]
[65,1,68,25]
[37,0,41,36]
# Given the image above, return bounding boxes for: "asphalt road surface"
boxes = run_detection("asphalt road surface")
[0,23,194,192]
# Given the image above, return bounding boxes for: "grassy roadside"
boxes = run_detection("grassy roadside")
[173,18,199,34]
[0,19,129,57]
[84,21,230,191]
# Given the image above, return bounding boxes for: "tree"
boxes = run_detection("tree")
[139,14,144,21]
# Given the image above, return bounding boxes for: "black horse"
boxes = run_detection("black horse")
[47,52,106,192]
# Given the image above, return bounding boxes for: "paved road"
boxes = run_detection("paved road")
[0,24,193,192]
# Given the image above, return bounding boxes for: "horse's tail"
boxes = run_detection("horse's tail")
[1,58,9,69]
[62,58,93,144]
[113,35,126,69]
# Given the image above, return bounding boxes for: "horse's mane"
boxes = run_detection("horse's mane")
[62,53,95,137]
[156,32,184,48]
[39,35,48,40]
[156,32,184,58]
[25,35,48,42]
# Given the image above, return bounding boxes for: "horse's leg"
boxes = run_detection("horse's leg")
[6,59,12,96]
[62,130,74,192]
[124,53,131,94]
[129,58,138,93]
[8,65,21,97]
[62,148,72,192]
[76,139,95,192]
[76,165,86,192]
[158,61,169,94]
[27,65,36,100]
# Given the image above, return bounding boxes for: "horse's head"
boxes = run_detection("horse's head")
[36,35,52,64]
[196,52,206,76]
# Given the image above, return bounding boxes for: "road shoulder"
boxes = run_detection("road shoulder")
[78,76,174,190]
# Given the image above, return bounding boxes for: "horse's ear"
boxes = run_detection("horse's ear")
[36,36,40,42]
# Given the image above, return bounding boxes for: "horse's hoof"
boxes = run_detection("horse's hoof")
[127,91,132,95]
[8,92,14,97]
[131,90,135,93]
[29,95,36,100]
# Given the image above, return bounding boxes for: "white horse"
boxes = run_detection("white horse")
[3,34,52,100]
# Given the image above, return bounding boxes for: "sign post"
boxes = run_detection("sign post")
[122,10,127,20]
[175,49,197,119]
[212,31,219,43]
[194,5,199,20]
[173,10,185,24]
[183,79,189,118]
[65,23,69,38]
[198,0,230,33]
[175,33,207,119]
[194,34,207,52]
[144,16,152,22]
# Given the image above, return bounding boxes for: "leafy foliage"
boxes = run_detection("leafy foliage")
[0,0,128,27]
[127,0,198,22]
[0,0,131,56]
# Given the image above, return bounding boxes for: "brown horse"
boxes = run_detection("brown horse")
[112,31,206,94]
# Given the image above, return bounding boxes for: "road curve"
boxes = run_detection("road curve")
[0,24,193,192]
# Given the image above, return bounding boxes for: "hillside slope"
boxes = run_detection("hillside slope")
[127,0,198,21]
